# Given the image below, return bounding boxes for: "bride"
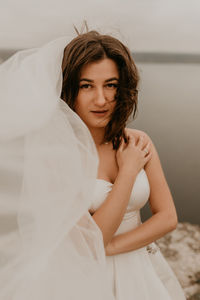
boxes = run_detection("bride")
[0,29,186,299]
[61,30,186,299]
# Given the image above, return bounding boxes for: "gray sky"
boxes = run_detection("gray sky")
[0,0,200,52]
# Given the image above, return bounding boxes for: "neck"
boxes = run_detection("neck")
[88,127,106,147]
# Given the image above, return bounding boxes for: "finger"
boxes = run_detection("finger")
[124,129,129,142]
[136,134,145,149]
[126,133,135,146]
[144,151,152,164]
[124,129,136,145]
[118,137,125,152]
[142,142,150,155]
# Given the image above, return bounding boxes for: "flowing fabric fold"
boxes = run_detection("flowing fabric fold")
[0,37,114,299]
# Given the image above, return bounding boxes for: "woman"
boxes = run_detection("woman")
[61,30,186,299]
[0,30,185,299]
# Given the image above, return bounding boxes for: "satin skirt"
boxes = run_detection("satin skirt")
[105,211,186,300]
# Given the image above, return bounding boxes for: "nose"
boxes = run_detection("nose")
[94,87,106,106]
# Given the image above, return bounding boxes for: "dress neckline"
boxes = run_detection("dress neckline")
[96,169,145,186]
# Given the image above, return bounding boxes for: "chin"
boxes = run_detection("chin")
[86,119,109,129]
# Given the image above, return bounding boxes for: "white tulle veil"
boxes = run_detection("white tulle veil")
[0,36,115,299]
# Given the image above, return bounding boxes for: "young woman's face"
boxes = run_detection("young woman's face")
[74,58,119,131]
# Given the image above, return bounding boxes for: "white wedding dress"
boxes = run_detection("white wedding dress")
[90,169,186,299]
[0,36,186,300]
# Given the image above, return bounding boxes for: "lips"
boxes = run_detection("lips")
[90,110,109,117]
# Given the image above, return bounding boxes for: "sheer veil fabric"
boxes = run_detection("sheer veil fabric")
[0,37,115,299]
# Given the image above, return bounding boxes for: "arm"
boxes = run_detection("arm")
[105,131,178,256]
[91,168,138,247]
[91,132,152,247]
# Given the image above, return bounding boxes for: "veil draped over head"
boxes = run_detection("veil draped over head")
[0,36,115,299]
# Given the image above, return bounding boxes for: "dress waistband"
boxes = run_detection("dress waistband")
[115,210,141,235]
[122,210,140,221]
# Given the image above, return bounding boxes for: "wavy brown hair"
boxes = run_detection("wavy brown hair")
[61,30,139,150]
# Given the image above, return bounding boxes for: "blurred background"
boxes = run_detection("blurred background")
[0,1,200,298]
[0,0,199,224]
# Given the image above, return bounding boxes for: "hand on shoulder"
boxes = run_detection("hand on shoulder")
[125,128,166,183]
[115,128,152,176]
[124,128,155,169]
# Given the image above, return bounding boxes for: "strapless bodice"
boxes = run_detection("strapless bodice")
[89,169,150,235]
[89,170,186,300]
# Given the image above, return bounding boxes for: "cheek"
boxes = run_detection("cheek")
[74,93,82,111]
[74,97,87,117]
[74,103,82,116]
[110,99,117,111]
[73,100,78,113]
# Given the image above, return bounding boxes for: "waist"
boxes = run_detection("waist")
[114,210,141,236]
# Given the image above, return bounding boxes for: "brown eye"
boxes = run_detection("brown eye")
[106,83,118,89]
[80,84,92,89]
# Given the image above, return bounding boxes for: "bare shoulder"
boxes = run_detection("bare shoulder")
[125,128,152,144]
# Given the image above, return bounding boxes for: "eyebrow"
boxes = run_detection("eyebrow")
[79,77,119,83]
[105,77,119,83]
